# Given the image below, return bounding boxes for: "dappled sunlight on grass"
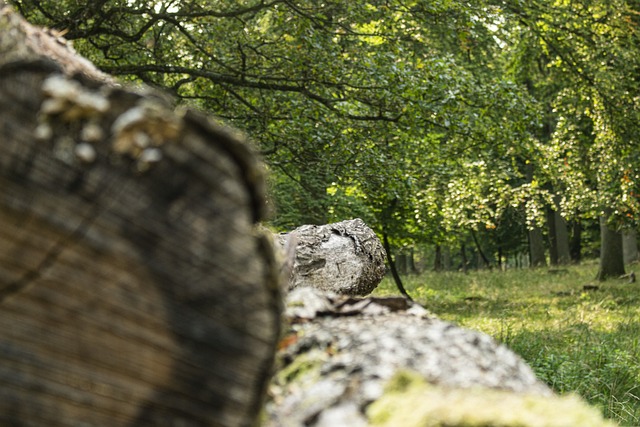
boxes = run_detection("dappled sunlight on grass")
[373,261,640,426]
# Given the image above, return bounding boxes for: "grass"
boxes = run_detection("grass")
[373,261,640,426]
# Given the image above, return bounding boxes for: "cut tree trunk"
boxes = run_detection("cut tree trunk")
[266,288,556,427]
[278,218,386,296]
[0,3,281,426]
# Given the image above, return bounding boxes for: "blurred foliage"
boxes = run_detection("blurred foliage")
[12,0,640,260]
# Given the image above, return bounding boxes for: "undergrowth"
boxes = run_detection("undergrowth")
[373,261,640,426]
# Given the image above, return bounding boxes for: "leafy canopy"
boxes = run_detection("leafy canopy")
[12,0,640,247]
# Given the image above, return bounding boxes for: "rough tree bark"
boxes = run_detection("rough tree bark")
[570,220,582,263]
[528,227,547,268]
[278,218,386,296]
[0,3,281,426]
[546,207,559,266]
[554,210,572,265]
[546,198,571,266]
[597,212,626,281]
[265,288,614,427]
[623,230,639,265]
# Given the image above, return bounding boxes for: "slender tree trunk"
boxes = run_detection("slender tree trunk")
[546,207,559,266]
[471,230,492,269]
[525,162,547,267]
[623,230,639,265]
[528,227,547,267]
[460,243,469,273]
[555,210,571,264]
[596,212,625,281]
[382,233,412,301]
[442,245,452,271]
[434,244,443,272]
[408,247,418,274]
[569,220,582,263]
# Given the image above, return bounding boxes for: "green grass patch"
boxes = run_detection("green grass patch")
[373,261,640,426]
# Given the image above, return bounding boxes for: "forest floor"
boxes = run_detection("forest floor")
[373,260,640,426]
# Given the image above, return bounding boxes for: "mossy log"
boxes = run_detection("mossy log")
[266,288,616,427]
[0,3,281,426]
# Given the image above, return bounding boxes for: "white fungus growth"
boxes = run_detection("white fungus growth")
[80,122,104,143]
[34,123,53,141]
[140,147,163,164]
[111,101,182,158]
[74,142,97,163]
[133,131,152,149]
[111,106,147,134]
[136,148,163,172]
[37,74,183,172]
[41,75,110,119]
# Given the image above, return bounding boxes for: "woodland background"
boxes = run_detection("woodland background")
[12,0,640,279]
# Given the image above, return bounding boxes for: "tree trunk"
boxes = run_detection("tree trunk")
[569,220,582,263]
[596,213,625,281]
[407,247,418,274]
[555,210,572,265]
[528,227,547,267]
[0,4,281,426]
[442,245,452,271]
[546,207,559,266]
[277,219,386,296]
[267,288,558,426]
[382,233,413,301]
[623,230,639,265]
[434,244,443,272]
[460,243,469,273]
[471,230,492,269]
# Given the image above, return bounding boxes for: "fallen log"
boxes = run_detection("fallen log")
[0,3,281,426]
[265,288,616,427]
[278,218,386,296]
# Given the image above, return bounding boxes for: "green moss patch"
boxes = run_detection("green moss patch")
[274,348,327,386]
[367,371,618,427]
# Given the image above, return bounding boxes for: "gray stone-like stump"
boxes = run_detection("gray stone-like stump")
[279,218,386,296]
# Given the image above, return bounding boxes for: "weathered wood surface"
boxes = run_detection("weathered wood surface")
[0,3,281,426]
[265,288,615,427]
[278,218,386,296]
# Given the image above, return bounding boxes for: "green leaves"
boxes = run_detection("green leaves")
[14,0,640,250]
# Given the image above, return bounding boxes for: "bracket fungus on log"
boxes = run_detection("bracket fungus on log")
[0,3,281,426]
